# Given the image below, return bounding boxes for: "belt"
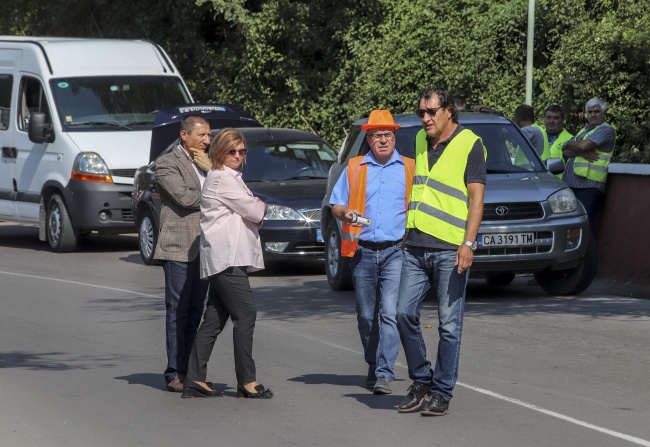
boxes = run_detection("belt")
[358,239,402,250]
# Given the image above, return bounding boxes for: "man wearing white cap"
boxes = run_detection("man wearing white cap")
[330,110,414,395]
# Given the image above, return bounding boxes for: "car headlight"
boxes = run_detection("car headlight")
[71,152,113,183]
[548,188,577,214]
[264,205,303,220]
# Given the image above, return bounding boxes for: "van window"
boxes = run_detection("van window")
[49,76,191,131]
[17,76,52,132]
[0,74,12,130]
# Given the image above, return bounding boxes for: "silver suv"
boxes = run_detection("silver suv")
[320,112,597,296]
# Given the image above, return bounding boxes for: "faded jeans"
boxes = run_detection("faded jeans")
[396,246,468,400]
[350,243,403,381]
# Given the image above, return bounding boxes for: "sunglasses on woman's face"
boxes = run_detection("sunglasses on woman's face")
[226,148,248,156]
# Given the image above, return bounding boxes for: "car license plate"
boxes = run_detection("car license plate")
[316,229,323,243]
[480,233,534,247]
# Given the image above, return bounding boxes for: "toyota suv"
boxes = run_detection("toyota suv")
[320,112,597,296]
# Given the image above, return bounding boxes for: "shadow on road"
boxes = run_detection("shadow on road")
[0,350,119,370]
[114,372,167,391]
[0,224,138,253]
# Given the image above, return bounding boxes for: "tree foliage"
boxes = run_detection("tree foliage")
[1,0,649,161]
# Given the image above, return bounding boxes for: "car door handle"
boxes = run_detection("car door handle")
[2,147,17,158]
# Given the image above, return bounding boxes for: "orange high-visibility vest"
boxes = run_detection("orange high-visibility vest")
[340,154,415,257]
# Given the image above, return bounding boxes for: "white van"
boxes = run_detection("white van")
[0,37,193,251]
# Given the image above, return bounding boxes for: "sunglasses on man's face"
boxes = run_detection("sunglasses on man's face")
[415,107,442,118]
[226,148,248,156]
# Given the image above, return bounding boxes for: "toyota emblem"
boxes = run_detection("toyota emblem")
[495,206,509,216]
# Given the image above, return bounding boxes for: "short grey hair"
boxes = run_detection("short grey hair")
[585,98,607,113]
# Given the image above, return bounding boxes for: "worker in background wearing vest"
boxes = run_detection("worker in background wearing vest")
[396,86,486,417]
[330,110,415,395]
[540,104,573,162]
[562,98,616,235]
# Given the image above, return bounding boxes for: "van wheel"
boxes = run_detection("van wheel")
[46,194,78,252]
[534,233,598,296]
[138,208,159,265]
[324,219,353,291]
[485,272,516,286]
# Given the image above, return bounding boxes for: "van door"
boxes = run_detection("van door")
[14,75,54,221]
[0,71,16,219]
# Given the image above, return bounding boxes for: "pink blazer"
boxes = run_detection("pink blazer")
[200,166,266,277]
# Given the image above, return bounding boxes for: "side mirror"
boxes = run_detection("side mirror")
[546,158,564,175]
[28,112,55,144]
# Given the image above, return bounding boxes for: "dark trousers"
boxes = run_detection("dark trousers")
[163,259,209,384]
[187,267,258,386]
[573,187,604,235]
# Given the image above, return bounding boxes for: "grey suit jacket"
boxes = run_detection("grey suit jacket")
[153,146,205,262]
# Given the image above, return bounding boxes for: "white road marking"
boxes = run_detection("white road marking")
[0,271,161,299]
[2,270,649,446]
[267,322,650,447]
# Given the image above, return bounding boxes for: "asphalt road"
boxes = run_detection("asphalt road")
[1,224,649,447]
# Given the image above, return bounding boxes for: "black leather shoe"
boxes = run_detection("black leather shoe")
[236,384,273,399]
[365,369,377,389]
[420,393,450,416]
[397,382,430,413]
[181,379,224,398]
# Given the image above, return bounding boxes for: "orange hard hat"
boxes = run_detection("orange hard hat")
[361,110,400,131]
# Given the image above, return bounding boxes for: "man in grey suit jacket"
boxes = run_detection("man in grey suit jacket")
[154,115,212,392]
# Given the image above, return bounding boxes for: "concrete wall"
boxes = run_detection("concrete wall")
[597,163,650,286]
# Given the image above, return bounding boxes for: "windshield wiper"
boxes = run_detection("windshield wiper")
[280,175,328,180]
[124,120,155,126]
[67,121,132,130]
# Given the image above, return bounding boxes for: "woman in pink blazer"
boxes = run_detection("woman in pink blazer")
[183,128,272,399]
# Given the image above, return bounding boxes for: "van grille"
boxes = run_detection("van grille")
[111,169,137,178]
[483,202,544,221]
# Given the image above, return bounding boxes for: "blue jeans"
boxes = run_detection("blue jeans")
[350,243,403,381]
[396,246,468,400]
[162,259,209,384]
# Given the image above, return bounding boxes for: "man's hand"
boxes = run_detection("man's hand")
[189,147,211,172]
[563,139,599,161]
[455,244,474,273]
[344,209,364,227]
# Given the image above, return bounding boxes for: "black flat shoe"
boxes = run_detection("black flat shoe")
[236,384,273,399]
[181,379,224,398]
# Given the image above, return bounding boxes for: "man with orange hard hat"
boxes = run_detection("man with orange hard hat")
[330,110,415,394]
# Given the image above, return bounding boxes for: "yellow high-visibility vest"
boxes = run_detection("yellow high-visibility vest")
[569,125,612,184]
[406,129,486,245]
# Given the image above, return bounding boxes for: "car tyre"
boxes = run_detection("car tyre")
[138,208,159,265]
[485,272,516,286]
[534,233,598,296]
[325,219,353,291]
[46,193,78,253]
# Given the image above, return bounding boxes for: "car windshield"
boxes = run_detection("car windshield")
[50,76,191,131]
[392,122,546,173]
[243,141,336,181]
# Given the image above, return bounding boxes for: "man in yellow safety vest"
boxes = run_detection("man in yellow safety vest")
[562,98,616,234]
[395,86,486,417]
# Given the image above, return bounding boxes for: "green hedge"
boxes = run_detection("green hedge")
[3,0,649,161]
